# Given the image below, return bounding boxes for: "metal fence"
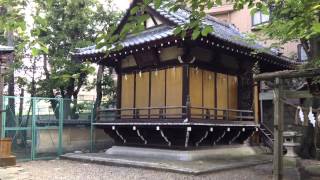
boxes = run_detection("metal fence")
[0,96,101,161]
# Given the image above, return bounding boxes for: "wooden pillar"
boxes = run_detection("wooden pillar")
[252,61,261,124]
[182,64,189,119]
[238,62,254,111]
[273,77,283,180]
[254,81,260,124]
[115,65,122,120]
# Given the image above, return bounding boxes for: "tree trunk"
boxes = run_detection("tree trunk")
[309,37,320,61]
[71,71,86,120]
[71,93,79,119]
[43,55,60,119]
[93,65,105,119]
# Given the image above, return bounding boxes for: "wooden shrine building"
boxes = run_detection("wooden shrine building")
[72,0,296,149]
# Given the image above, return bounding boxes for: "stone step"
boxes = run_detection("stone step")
[0,155,16,167]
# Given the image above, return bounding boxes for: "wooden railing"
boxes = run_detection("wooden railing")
[189,106,254,121]
[97,106,186,120]
[96,106,254,122]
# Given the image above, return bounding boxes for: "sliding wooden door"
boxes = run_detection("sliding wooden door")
[189,68,203,118]
[121,74,134,118]
[150,69,165,118]
[135,71,150,118]
[166,67,182,118]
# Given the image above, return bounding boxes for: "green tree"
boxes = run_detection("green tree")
[0,0,28,146]
[92,66,116,117]
[32,0,120,118]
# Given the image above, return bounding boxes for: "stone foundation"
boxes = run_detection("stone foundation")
[37,127,112,153]
[106,145,266,161]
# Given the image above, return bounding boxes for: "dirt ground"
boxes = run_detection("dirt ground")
[0,159,280,180]
[3,158,320,180]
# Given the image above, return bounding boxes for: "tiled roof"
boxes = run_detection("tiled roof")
[73,4,295,66]
[74,26,174,55]
[0,45,14,52]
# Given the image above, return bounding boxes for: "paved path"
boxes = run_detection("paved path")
[0,160,285,180]
[62,152,272,174]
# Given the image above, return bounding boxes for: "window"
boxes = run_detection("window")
[298,44,308,61]
[252,11,270,26]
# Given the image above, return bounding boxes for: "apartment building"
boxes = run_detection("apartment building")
[207,2,308,62]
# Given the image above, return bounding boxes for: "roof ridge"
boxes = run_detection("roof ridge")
[160,5,239,30]
[126,25,171,38]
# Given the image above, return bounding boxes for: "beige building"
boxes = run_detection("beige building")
[207,2,307,61]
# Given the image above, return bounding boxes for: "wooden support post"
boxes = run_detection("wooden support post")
[254,81,260,124]
[273,77,284,180]
[116,66,122,120]
[206,109,210,120]
[182,64,189,119]
[186,95,191,121]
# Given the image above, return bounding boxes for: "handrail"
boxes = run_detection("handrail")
[259,123,274,151]
[99,106,186,111]
[190,106,254,113]
[260,123,273,136]
[97,105,254,122]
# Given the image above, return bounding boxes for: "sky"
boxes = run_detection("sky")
[108,0,131,11]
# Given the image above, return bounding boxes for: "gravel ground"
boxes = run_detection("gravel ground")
[1,160,275,180]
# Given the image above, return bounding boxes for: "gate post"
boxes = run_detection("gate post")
[31,97,36,160]
[58,98,64,156]
[90,102,95,153]
[1,96,6,138]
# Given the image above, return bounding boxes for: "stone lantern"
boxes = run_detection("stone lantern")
[283,131,302,157]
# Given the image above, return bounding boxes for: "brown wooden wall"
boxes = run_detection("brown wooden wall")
[203,70,216,117]
[150,69,165,118]
[216,73,228,118]
[166,67,183,117]
[228,75,238,118]
[120,67,182,119]
[189,68,238,120]
[135,71,150,117]
[120,66,238,120]
[189,68,203,118]
[121,73,134,118]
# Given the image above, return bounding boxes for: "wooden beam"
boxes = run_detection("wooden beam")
[259,90,314,101]
[260,90,314,100]
[259,91,273,100]
[273,77,284,180]
[254,68,320,81]
[284,90,313,99]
